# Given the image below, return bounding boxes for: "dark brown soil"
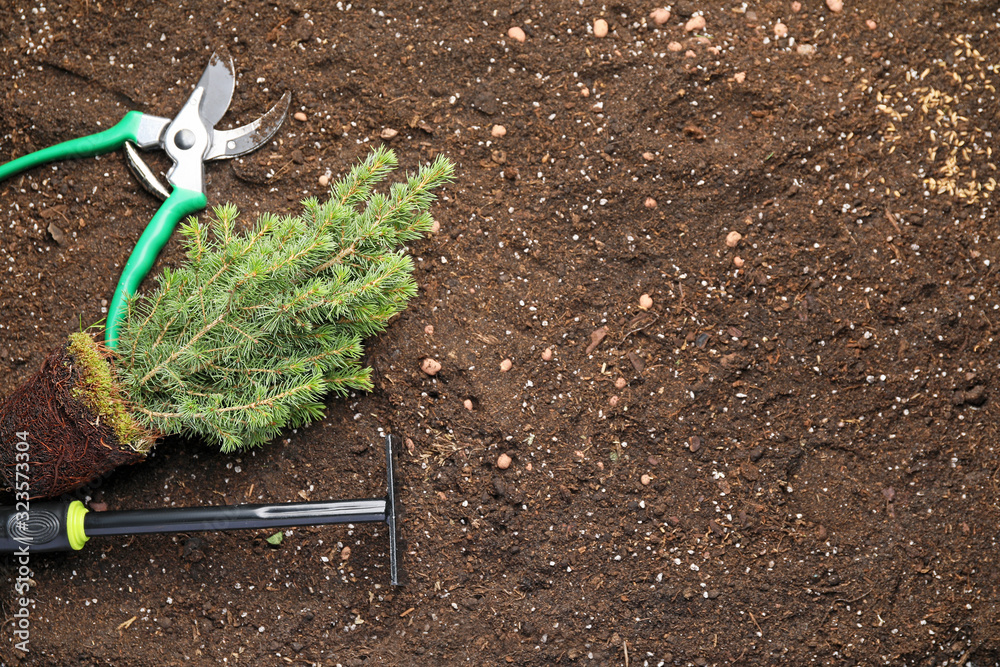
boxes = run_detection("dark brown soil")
[2,0,1000,665]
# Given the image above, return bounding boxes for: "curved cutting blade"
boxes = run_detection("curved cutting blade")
[205,91,292,160]
[195,47,236,129]
[123,142,171,201]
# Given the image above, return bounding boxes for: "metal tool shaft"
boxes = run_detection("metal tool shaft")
[83,498,389,537]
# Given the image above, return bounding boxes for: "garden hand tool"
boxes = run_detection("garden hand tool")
[0,435,403,585]
[0,47,291,349]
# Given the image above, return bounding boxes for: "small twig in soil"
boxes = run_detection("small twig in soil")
[884,208,902,234]
[617,312,661,347]
[269,158,297,180]
[820,588,874,624]
[116,615,137,634]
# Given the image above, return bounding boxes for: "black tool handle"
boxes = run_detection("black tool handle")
[0,502,78,553]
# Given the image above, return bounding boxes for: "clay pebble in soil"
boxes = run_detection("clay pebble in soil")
[499,358,513,372]
[639,293,653,310]
[649,8,671,25]
[293,111,307,122]
[496,453,512,469]
[774,22,788,38]
[421,357,442,376]
[491,124,507,138]
[48,222,67,245]
[726,230,742,247]
[463,398,474,411]
[641,474,652,486]
[667,41,683,52]
[734,71,746,83]
[318,174,330,187]
[826,0,843,12]
[507,26,526,42]
[424,324,435,335]
[792,1,802,11]
[380,128,398,140]
[541,347,553,361]
[644,196,657,208]
[615,377,627,389]
[684,15,705,32]
[866,19,877,29]
[593,18,609,38]
[733,256,745,268]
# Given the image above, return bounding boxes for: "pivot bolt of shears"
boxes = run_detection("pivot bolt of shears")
[174,129,196,150]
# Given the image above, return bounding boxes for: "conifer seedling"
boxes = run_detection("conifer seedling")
[0,147,454,498]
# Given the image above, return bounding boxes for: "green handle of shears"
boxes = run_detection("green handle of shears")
[105,187,207,349]
[0,111,205,350]
[0,111,145,182]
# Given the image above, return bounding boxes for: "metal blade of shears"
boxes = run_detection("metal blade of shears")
[204,91,292,160]
[123,142,171,201]
[194,47,236,130]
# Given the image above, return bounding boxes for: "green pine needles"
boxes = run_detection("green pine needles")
[113,147,453,452]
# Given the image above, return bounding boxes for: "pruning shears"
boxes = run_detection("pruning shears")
[0,47,290,348]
